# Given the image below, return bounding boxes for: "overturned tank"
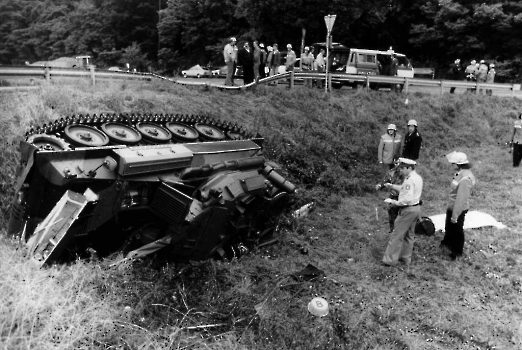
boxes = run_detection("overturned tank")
[7,113,295,266]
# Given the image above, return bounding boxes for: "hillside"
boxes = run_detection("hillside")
[1,81,522,350]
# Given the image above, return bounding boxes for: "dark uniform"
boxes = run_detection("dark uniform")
[401,131,422,160]
[376,166,404,232]
[440,152,475,260]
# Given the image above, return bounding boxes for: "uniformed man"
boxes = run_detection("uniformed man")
[465,59,477,93]
[382,158,423,266]
[378,124,402,174]
[301,46,314,88]
[285,44,296,72]
[512,113,522,167]
[401,119,423,160]
[440,151,476,260]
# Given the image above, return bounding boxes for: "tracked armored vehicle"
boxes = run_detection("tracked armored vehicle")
[7,113,295,266]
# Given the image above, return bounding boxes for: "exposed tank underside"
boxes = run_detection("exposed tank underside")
[7,113,295,266]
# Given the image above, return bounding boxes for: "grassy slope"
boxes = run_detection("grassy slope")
[0,80,522,350]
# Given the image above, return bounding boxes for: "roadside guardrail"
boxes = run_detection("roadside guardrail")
[0,66,520,97]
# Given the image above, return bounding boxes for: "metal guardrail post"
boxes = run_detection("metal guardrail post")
[290,70,294,89]
[440,80,444,95]
[404,78,409,94]
[90,66,95,86]
[45,67,51,85]
[366,75,370,92]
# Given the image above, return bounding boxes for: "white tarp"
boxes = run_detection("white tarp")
[429,211,507,232]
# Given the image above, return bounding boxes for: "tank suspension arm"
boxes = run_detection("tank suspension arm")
[180,156,266,180]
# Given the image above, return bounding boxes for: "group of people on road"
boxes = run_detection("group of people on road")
[375,119,476,266]
[224,37,327,87]
[447,58,496,95]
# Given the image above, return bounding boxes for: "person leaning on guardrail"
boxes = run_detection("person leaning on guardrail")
[465,60,477,93]
[512,113,522,167]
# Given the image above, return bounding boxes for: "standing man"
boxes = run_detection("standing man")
[314,48,326,89]
[401,119,423,161]
[486,63,496,96]
[378,124,402,174]
[448,58,461,94]
[476,60,489,94]
[440,152,476,260]
[511,113,522,167]
[253,40,261,83]
[238,41,254,85]
[259,43,267,79]
[301,46,314,88]
[223,37,236,86]
[285,44,296,73]
[382,158,423,266]
[390,53,399,92]
[270,44,281,77]
[465,60,477,93]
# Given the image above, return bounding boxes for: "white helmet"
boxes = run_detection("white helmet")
[446,151,469,165]
[287,44,292,49]
[407,119,418,127]
[387,124,397,131]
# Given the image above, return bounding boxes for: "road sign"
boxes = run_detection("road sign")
[324,14,336,33]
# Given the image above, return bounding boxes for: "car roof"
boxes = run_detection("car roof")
[312,42,349,51]
[350,48,407,57]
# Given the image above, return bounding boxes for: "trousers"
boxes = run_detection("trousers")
[383,206,421,265]
[441,209,467,256]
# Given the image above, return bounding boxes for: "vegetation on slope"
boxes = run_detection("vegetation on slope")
[1,81,522,350]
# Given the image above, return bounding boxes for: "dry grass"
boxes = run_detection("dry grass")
[1,80,522,349]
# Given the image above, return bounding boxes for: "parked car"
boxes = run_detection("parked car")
[108,66,124,72]
[181,65,211,78]
[217,65,243,78]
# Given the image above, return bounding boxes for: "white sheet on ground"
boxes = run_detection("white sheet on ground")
[429,211,507,232]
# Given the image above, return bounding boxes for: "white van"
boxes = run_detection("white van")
[312,44,414,90]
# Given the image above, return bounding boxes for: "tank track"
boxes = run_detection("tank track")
[24,113,258,150]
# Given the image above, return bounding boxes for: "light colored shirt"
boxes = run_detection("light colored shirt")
[397,170,423,206]
[286,50,296,66]
[514,120,522,143]
[224,43,234,63]
[447,169,475,220]
[301,52,314,70]
[314,52,325,69]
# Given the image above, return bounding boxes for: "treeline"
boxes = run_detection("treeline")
[1,0,522,81]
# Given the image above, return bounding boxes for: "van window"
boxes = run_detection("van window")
[349,52,355,64]
[358,54,376,63]
[397,56,410,67]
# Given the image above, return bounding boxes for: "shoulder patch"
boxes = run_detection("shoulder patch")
[405,184,411,191]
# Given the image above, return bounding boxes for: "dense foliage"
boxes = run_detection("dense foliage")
[1,0,522,80]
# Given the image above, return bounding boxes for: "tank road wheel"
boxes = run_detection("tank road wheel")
[64,125,109,147]
[166,122,200,143]
[194,123,226,141]
[101,122,142,146]
[226,131,244,140]
[136,122,172,144]
[26,134,70,151]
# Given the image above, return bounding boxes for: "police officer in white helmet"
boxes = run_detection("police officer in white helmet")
[378,123,402,174]
[401,119,423,161]
[440,151,476,260]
